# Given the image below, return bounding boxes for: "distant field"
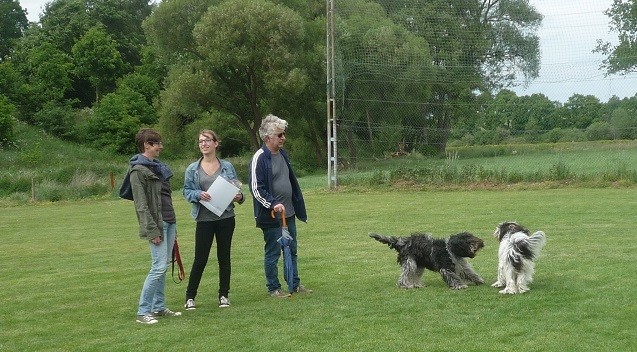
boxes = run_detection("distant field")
[3,121,637,202]
[1,188,635,351]
[333,140,637,187]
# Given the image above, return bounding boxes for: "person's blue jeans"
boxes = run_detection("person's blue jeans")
[262,216,299,293]
[137,221,176,315]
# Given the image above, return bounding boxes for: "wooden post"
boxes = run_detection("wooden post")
[110,171,115,190]
[31,177,35,202]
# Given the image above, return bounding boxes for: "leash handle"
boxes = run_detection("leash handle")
[171,238,186,284]
[271,208,287,227]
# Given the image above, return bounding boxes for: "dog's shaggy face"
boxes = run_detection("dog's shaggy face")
[448,232,484,258]
[493,221,529,242]
[369,231,485,290]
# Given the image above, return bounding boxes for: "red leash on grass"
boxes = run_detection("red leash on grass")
[172,238,186,283]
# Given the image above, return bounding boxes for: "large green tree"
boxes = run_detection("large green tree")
[596,0,637,74]
[72,26,127,102]
[0,0,28,60]
[333,0,432,161]
[376,0,542,154]
[146,0,326,161]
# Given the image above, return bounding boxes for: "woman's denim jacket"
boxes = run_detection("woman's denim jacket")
[183,157,244,219]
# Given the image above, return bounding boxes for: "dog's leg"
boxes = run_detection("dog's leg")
[499,267,519,294]
[491,260,506,288]
[517,261,535,293]
[440,268,468,289]
[397,257,417,289]
[457,260,484,285]
[414,267,425,288]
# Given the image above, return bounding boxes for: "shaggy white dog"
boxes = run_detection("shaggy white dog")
[492,222,547,294]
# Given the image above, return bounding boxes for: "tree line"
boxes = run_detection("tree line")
[1,0,636,169]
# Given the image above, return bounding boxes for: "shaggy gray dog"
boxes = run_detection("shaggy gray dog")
[492,221,547,294]
[369,231,485,289]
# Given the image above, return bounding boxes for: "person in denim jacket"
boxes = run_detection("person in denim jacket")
[182,130,244,310]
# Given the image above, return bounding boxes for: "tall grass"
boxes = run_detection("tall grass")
[338,140,637,188]
[4,122,637,202]
[1,188,636,351]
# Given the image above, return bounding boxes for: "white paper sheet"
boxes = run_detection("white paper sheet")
[199,177,241,216]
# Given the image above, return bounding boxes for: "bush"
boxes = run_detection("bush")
[586,121,612,141]
[558,128,586,142]
[0,96,16,146]
[33,100,78,141]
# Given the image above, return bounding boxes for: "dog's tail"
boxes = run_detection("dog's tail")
[368,233,404,251]
[512,231,547,261]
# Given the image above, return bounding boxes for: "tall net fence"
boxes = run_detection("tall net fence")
[326,0,637,186]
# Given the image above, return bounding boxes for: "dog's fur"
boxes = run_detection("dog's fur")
[492,222,547,294]
[369,232,485,290]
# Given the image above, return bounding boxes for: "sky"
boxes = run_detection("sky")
[17,0,637,103]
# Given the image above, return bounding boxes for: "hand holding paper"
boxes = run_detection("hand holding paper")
[199,177,241,216]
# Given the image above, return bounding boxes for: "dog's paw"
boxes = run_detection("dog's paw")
[451,284,468,290]
[474,277,485,285]
[498,287,518,294]
[491,281,505,288]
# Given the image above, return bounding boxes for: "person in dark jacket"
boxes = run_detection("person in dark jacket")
[248,114,312,298]
[128,128,181,324]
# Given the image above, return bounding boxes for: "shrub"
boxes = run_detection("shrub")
[586,121,612,141]
[0,96,16,146]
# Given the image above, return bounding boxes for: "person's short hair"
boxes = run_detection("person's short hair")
[135,128,162,153]
[258,114,288,140]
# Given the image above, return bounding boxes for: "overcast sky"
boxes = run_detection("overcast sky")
[18,0,637,103]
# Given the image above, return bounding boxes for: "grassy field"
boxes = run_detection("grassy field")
[1,187,635,351]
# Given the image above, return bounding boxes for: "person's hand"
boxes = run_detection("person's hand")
[200,191,211,201]
[233,193,242,202]
[151,236,162,245]
[273,203,285,213]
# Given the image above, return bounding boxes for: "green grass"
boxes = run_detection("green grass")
[2,188,636,351]
[336,140,637,188]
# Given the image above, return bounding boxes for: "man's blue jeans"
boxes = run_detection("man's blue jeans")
[262,216,299,293]
[137,221,176,315]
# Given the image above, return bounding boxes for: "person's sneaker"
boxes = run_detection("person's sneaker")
[269,289,291,298]
[152,308,182,317]
[293,285,313,294]
[184,299,196,310]
[218,296,230,308]
[136,314,158,325]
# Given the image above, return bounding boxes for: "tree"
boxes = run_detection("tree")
[0,60,27,119]
[0,95,16,145]
[334,0,432,159]
[609,107,637,139]
[560,94,602,129]
[87,88,155,154]
[0,0,28,60]
[595,0,637,75]
[376,0,542,154]
[72,26,127,102]
[146,0,319,153]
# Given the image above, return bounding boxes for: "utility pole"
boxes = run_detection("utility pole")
[326,0,338,188]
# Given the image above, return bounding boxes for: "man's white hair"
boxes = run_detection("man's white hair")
[259,114,288,140]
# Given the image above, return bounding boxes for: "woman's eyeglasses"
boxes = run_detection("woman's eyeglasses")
[198,138,216,145]
[275,132,286,138]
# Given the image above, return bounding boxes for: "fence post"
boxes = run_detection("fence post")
[110,172,115,190]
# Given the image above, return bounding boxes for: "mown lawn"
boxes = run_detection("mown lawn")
[1,188,635,351]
